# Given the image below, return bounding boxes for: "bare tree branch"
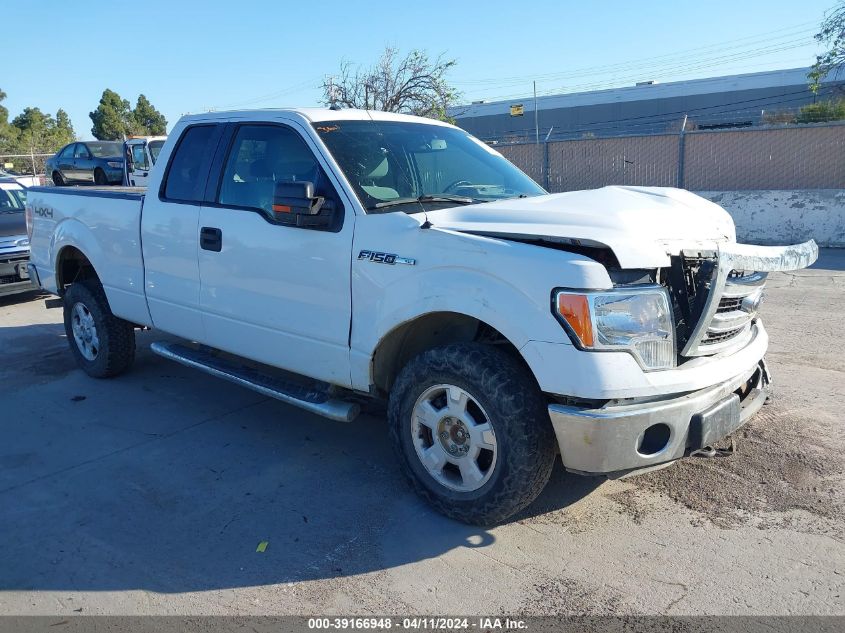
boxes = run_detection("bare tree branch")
[810,2,845,92]
[320,47,460,121]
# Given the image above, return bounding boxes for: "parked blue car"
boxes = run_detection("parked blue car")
[45,141,124,186]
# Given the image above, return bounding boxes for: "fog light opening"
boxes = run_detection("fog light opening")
[638,423,671,456]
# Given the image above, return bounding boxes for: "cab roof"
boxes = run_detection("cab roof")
[178,107,456,128]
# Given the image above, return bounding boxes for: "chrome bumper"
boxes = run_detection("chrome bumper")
[548,359,770,476]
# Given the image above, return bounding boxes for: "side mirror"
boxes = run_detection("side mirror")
[272,181,335,229]
[273,181,322,214]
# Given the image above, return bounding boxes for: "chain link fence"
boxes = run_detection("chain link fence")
[0,152,53,178]
[493,121,845,193]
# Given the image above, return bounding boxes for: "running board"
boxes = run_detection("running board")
[150,342,360,423]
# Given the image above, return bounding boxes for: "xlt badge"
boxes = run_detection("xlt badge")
[358,250,416,266]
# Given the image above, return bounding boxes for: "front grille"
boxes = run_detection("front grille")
[0,274,19,284]
[701,327,746,345]
[716,296,743,313]
[671,252,767,357]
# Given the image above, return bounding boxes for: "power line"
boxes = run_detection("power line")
[210,79,318,110]
[463,40,816,104]
[455,22,818,88]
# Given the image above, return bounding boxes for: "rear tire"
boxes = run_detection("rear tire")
[94,168,107,186]
[52,171,65,186]
[388,343,556,525]
[63,280,136,378]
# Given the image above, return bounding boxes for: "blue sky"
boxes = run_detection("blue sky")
[1,0,834,139]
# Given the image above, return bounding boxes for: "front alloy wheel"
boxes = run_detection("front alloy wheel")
[389,342,557,525]
[411,384,497,492]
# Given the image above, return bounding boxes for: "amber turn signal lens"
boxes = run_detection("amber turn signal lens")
[556,293,594,347]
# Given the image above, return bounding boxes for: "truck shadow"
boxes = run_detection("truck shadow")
[0,326,602,594]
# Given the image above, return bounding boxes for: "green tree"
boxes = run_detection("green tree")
[321,47,460,121]
[0,89,16,154]
[810,2,845,92]
[12,107,54,150]
[89,89,133,140]
[0,88,8,127]
[54,109,75,146]
[132,94,167,135]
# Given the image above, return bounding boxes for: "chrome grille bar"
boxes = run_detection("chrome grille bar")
[681,240,818,357]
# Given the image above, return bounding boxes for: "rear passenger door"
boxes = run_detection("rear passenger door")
[141,122,225,341]
[196,122,355,387]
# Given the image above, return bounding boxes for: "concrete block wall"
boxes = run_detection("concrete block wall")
[698,190,845,248]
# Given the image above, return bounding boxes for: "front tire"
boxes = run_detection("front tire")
[94,168,108,186]
[63,280,136,378]
[388,343,556,525]
[52,171,65,186]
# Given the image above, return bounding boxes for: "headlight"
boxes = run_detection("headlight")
[554,287,676,370]
[107,161,122,168]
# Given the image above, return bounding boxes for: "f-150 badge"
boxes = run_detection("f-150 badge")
[358,250,415,266]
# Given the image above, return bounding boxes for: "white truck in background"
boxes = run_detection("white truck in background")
[25,108,817,524]
[123,136,166,187]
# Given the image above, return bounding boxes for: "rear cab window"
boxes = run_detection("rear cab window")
[161,125,221,203]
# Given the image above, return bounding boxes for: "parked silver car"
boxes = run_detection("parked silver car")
[0,177,31,297]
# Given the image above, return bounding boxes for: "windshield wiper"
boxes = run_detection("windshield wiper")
[372,194,476,210]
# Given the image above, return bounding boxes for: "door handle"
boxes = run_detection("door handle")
[200,227,222,252]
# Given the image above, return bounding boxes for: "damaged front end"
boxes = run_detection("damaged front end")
[667,240,818,359]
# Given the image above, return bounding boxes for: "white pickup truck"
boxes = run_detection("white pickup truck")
[26,108,817,524]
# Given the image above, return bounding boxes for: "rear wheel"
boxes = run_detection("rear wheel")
[52,171,65,186]
[388,343,557,525]
[94,168,107,186]
[63,280,136,378]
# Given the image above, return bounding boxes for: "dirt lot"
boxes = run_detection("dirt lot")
[0,251,843,616]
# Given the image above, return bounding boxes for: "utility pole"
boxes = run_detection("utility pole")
[326,75,337,109]
[533,81,539,145]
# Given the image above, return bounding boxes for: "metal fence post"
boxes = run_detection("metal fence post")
[677,115,687,189]
[543,127,554,191]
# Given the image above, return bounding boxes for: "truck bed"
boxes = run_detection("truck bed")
[27,185,146,199]
[26,184,150,326]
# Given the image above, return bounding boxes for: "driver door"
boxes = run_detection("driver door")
[73,143,93,182]
[197,122,355,387]
[129,143,151,186]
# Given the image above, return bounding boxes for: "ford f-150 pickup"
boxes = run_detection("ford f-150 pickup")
[25,108,818,524]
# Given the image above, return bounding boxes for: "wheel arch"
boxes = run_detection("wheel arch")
[55,245,100,294]
[370,311,533,397]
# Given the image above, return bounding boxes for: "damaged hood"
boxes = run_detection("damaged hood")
[425,186,736,268]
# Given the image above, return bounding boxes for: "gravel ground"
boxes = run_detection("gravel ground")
[0,250,842,616]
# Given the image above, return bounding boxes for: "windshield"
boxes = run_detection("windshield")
[0,186,26,211]
[313,120,544,212]
[87,142,123,158]
[148,140,165,164]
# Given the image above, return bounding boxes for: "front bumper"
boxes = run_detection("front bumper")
[549,359,770,475]
[0,251,33,297]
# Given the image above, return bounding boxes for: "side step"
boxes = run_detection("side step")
[150,342,360,422]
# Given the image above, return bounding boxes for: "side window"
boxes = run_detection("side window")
[163,125,218,202]
[131,145,149,170]
[74,144,90,159]
[218,124,324,214]
[60,145,75,158]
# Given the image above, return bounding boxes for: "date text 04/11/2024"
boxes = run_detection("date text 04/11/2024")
[307,617,528,630]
